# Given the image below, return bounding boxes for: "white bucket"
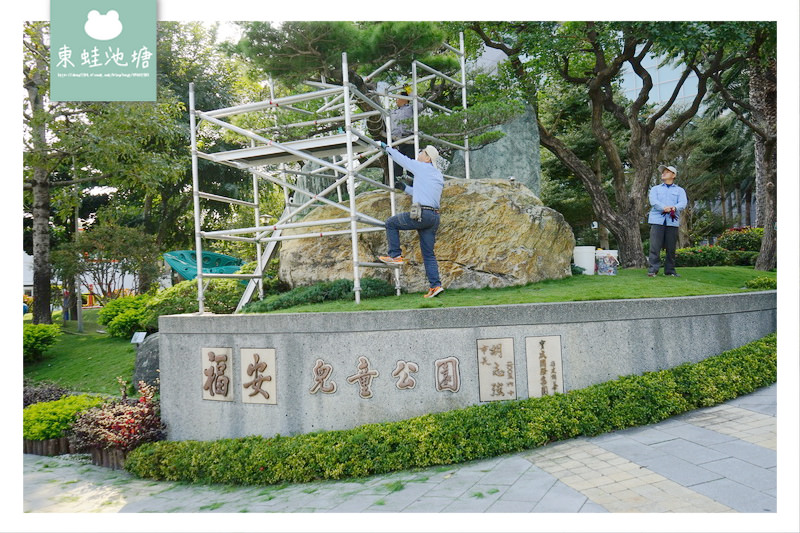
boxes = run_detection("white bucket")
[595,250,619,276]
[573,246,596,275]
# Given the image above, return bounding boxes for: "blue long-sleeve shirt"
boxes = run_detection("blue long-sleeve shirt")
[385,145,443,209]
[648,183,687,226]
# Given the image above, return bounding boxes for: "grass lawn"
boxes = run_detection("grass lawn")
[250,266,775,314]
[24,308,136,396]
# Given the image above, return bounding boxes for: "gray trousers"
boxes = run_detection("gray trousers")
[649,224,678,274]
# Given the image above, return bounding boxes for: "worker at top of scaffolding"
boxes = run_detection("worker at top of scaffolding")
[388,90,423,180]
[377,142,445,299]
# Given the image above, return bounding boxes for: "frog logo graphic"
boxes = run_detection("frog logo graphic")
[84,10,123,41]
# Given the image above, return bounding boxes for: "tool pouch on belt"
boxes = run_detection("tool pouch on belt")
[410,202,422,222]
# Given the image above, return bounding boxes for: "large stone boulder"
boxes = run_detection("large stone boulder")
[446,105,542,195]
[279,179,575,294]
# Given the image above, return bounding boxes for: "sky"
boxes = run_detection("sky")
[5,2,799,533]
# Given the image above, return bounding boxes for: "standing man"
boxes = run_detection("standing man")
[377,141,445,298]
[647,164,688,277]
[388,90,420,180]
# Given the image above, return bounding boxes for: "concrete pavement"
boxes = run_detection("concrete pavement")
[23,384,777,515]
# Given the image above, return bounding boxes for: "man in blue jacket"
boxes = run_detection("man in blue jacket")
[647,164,687,277]
[377,141,445,298]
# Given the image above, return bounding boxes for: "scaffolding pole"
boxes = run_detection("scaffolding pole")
[189,82,206,313]
[188,33,468,309]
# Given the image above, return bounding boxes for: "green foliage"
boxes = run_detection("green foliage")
[98,294,151,326]
[23,324,63,364]
[23,395,106,441]
[125,334,776,485]
[666,246,732,267]
[107,307,151,338]
[242,278,396,313]
[744,276,777,290]
[141,279,244,329]
[716,226,764,252]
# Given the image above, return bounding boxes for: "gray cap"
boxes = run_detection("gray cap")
[658,164,677,176]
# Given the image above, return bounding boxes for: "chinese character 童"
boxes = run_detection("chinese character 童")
[346,356,379,399]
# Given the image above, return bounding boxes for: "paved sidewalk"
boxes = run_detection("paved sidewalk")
[23,384,777,514]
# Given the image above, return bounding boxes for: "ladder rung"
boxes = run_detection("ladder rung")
[197,191,257,208]
[358,261,401,269]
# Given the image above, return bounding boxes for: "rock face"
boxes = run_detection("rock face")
[278,179,575,294]
[446,105,542,195]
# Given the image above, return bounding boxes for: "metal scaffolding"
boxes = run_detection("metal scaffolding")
[189,34,469,312]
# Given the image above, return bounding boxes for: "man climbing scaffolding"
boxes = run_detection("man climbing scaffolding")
[377,141,445,298]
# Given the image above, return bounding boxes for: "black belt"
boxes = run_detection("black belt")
[421,206,440,213]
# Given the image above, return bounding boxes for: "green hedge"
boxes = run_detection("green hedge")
[141,278,244,329]
[23,394,106,441]
[242,278,396,313]
[23,323,63,364]
[125,333,777,486]
[716,226,764,252]
[745,276,777,290]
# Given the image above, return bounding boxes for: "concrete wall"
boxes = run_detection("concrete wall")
[158,292,776,441]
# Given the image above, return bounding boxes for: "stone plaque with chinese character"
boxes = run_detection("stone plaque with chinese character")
[240,348,277,405]
[525,336,564,398]
[202,347,233,402]
[477,338,516,402]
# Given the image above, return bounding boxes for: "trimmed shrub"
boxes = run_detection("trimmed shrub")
[141,278,243,330]
[23,394,106,441]
[23,323,62,364]
[23,379,71,408]
[716,226,764,252]
[242,278,396,313]
[664,246,732,267]
[125,333,776,486]
[98,294,151,326]
[745,276,777,290]
[727,250,759,266]
[106,307,150,338]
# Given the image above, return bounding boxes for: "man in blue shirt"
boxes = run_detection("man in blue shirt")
[377,142,445,298]
[647,164,688,277]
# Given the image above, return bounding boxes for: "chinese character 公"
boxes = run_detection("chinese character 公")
[391,360,418,390]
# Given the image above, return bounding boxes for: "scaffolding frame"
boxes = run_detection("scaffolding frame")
[189,34,469,312]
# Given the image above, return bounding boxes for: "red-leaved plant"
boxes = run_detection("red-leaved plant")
[69,378,166,452]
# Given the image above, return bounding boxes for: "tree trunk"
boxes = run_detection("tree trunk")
[750,59,777,271]
[31,170,52,324]
[26,24,53,324]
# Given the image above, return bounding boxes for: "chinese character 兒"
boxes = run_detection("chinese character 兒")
[391,360,418,390]
[243,351,272,400]
[309,358,337,394]
[346,356,379,399]
[56,45,74,68]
